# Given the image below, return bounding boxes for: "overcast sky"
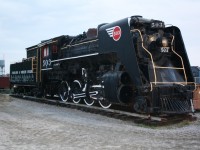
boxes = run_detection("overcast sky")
[0,0,200,74]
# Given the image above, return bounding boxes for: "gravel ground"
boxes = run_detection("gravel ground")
[0,94,200,150]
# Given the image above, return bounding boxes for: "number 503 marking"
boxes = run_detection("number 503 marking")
[43,59,51,67]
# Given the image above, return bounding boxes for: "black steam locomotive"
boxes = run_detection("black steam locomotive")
[10,16,195,114]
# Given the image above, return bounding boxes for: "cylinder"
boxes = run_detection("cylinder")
[102,71,132,103]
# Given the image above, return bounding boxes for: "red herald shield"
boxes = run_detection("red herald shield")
[106,26,122,41]
[113,26,121,41]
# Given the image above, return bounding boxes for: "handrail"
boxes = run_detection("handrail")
[170,35,187,83]
[131,29,157,88]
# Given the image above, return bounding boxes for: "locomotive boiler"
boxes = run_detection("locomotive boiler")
[10,16,195,114]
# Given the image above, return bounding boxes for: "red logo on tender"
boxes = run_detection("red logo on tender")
[113,26,121,41]
[106,26,122,41]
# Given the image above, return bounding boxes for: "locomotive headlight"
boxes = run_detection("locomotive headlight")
[162,38,168,47]
[149,35,156,42]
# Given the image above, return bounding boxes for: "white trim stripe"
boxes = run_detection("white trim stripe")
[51,53,99,63]
[41,68,53,71]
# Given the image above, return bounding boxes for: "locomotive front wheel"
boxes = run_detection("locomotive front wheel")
[58,81,70,102]
[99,99,112,109]
[72,80,82,104]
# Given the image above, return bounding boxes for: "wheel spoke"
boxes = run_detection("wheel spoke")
[59,81,69,102]
[84,84,96,106]
[72,80,82,104]
[84,97,95,106]
[99,99,112,109]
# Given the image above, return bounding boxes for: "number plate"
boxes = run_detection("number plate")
[151,21,165,28]
[160,47,169,53]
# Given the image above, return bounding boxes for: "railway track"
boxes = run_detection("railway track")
[10,94,197,126]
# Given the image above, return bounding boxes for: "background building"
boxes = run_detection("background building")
[191,66,200,83]
[191,66,200,110]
